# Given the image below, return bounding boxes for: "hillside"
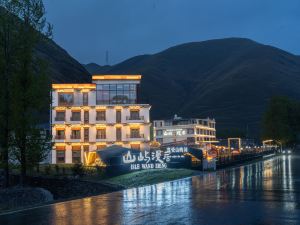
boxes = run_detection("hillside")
[85,38,300,137]
[35,38,90,83]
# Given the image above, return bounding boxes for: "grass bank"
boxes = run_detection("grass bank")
[105,168,198,188]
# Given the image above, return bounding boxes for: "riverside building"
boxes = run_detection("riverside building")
[153,115,217,147]
[51,75,151,164]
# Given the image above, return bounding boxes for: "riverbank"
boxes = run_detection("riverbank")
[0,152,278,213]
[105,168,199,188]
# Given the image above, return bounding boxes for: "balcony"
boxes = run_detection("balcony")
[96,135,106,140]
[126,116,144,122]
[70,135,81,140]
[55,117,65,122]
[96,117,106,122]
[55,135,65,140]
[126,134,144,140]
[70,117,81,122]
[84,136,89,142]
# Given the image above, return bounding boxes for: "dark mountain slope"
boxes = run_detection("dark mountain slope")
[85,38,300,137]
[84,63,112,74]
[35,39,90,83]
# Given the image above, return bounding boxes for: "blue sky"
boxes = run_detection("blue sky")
[44,0,300,65]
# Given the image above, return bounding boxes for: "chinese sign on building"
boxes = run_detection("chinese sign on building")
[122,146,188,171]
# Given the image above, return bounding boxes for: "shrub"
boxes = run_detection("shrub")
[72,163,84,177]
[55,165,59,175]
[44,165,51,175]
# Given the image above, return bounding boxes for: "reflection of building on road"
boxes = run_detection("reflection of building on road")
[153,115,217,148]
[51,75,151,164]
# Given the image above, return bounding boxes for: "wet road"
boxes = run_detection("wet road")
[1,154,300,225]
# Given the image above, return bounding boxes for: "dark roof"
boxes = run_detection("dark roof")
[188,147,203,160]
[97,145,140,163]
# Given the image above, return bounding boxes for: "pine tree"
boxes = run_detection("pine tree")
[0,0,52,185]
[0,0,20,187]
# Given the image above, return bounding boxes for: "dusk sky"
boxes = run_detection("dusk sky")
[44,0,300,65]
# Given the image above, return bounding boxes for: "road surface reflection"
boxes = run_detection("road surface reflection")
[1,154,299,225]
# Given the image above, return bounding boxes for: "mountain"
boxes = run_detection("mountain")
[35,39,90,83]
[84,63,112,74]
[84,38,300,137]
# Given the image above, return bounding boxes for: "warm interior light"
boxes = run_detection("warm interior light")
[52,84,96,89]
[92,75,142,80]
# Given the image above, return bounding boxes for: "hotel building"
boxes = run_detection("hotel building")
[51,75,151,164]
[153,115,217,147]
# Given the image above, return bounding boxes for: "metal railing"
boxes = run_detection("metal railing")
[55,117,65,122]
[70,117,81,121]
[126,134,144,139]
[96,135,106,139]
[126,116,144,121]
[70,135,81,139]
[55,135,65,140]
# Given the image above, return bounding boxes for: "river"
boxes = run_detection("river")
[1,153,299,225]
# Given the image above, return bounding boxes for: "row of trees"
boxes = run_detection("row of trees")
[262,96,300,147]
[0,0,51,186]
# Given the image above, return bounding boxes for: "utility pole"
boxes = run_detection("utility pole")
[105,50,109,65]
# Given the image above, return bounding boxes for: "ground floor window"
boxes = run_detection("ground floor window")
[72,146,81,163]
[97,145,107,150]
[131,144,140,150]
[56,150,65,164]
[72,150,81,163]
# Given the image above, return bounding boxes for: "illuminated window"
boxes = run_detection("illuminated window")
[84,111,89,123]
[131,144,140,150]
[71,129,81,139]
[96,110,106,121]
[129,110,140,120]
[116,127,122,141]
[96,128,106,139]
[97,145,107,150]
[56,130,65,139]
[55,111,65,121]
[72,146,81,164]
[71,111,81,121]
[130,128,140,138]
[56,146,65,163]
[58,93,73,106]
[96,84,138,104]
[82,93,88,106]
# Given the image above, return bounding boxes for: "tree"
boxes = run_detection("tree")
[262,96,298,146]
[12,0,52,185]
[0,0,20,187]
[0,0,52,185]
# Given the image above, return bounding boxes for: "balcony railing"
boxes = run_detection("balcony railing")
[84,137,89,142]
[126,134,144,139]
[126,116,144,121]
[96,135,106,139]
[55,135,65,140]
[70,117,81,121]
[70,135,81,139]
[55,117,65,122]
[96,117,106,121]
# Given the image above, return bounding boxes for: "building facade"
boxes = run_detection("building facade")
[51,75,151,164]
[153,115,217,147]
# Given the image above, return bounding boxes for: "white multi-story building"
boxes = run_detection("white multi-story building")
[153,115,217,147]
[51,75,151,164]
